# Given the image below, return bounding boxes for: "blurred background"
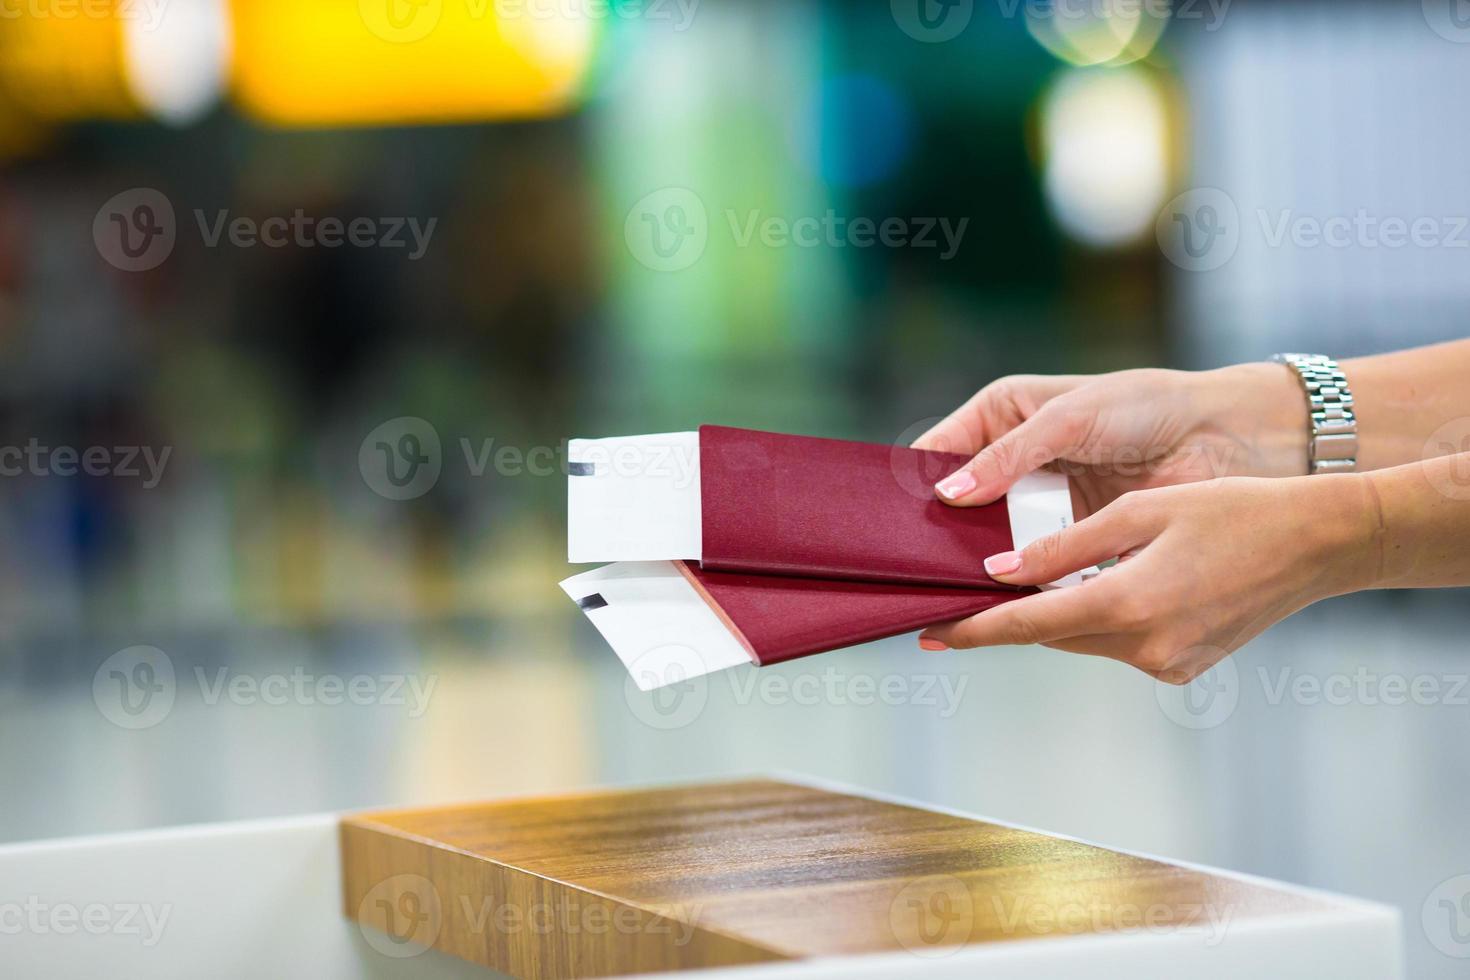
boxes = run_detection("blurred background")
[1,0,1468,975]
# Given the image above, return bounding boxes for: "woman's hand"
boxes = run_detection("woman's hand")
[912,364,1308,518]
[917,475,1380,682]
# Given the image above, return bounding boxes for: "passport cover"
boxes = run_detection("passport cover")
[559,559,1032,687]
[678,561,1032,666]
[697,425,1017,588]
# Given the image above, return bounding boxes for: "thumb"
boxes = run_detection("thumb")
[983,495,1157,586]
[933,402,1089,506]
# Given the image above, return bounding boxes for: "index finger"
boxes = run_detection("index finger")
[911,375,1080,456]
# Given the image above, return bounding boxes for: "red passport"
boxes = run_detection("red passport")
[559,559,1034,689]
[698,424,1016,588]
[562,427,1079,688]
[679,561,1032,667]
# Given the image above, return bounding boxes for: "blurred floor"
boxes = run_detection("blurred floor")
[0,588,1464,977]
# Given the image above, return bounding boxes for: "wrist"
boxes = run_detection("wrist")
[1297,472,1386,598]
[1202,363,1309,478]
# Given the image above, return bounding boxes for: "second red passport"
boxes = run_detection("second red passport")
[698,424,1017,589]
[679,561,1032,666]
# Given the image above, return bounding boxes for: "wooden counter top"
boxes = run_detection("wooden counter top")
[341,778,1343,977]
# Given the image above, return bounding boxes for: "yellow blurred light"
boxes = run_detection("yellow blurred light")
[1026,0,1170,67]
[1040,65,1171,247]
[0,1,138,121]
[230,0,599,127]
[0,0,227,125]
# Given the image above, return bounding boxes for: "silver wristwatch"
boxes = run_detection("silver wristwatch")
[1272,353,1357,474]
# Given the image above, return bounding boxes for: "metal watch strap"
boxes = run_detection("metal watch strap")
[1272,353,1358,474]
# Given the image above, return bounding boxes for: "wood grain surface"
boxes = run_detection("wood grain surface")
[342,778,1337,977]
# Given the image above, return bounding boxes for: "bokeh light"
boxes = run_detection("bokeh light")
[123,0,231,125]
[1039,65,1171,247]
[230,0,599,126]
[1026,0,1171,67]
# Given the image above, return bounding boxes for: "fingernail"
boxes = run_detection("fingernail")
[918,637,949,652]
[935,470,976,500]
[984,551,1022,576]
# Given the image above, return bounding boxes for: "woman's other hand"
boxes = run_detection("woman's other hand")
[913,364,1307,518]
[917,475,1378,682]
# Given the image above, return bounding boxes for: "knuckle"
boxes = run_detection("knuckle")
[987,374,1039,398]
[1110,594,1153,630]
[980,376,1015,401]
[980,439,1021,479]
[976,376,1023,415]
[1111,489,1145,514]
[1044,399,1095,445]
[1107,489,1154,526]
[936,620,978,649]
[1003,610,1044,647]
[1029,529,1066,569]
[1135,638,1186,676]
[968,447,997,479]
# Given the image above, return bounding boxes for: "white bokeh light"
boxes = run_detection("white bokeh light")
[1041,66,1171,247]
[123,0,232,125]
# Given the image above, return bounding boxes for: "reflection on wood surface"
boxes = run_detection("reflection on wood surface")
[342,778,1335,976]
